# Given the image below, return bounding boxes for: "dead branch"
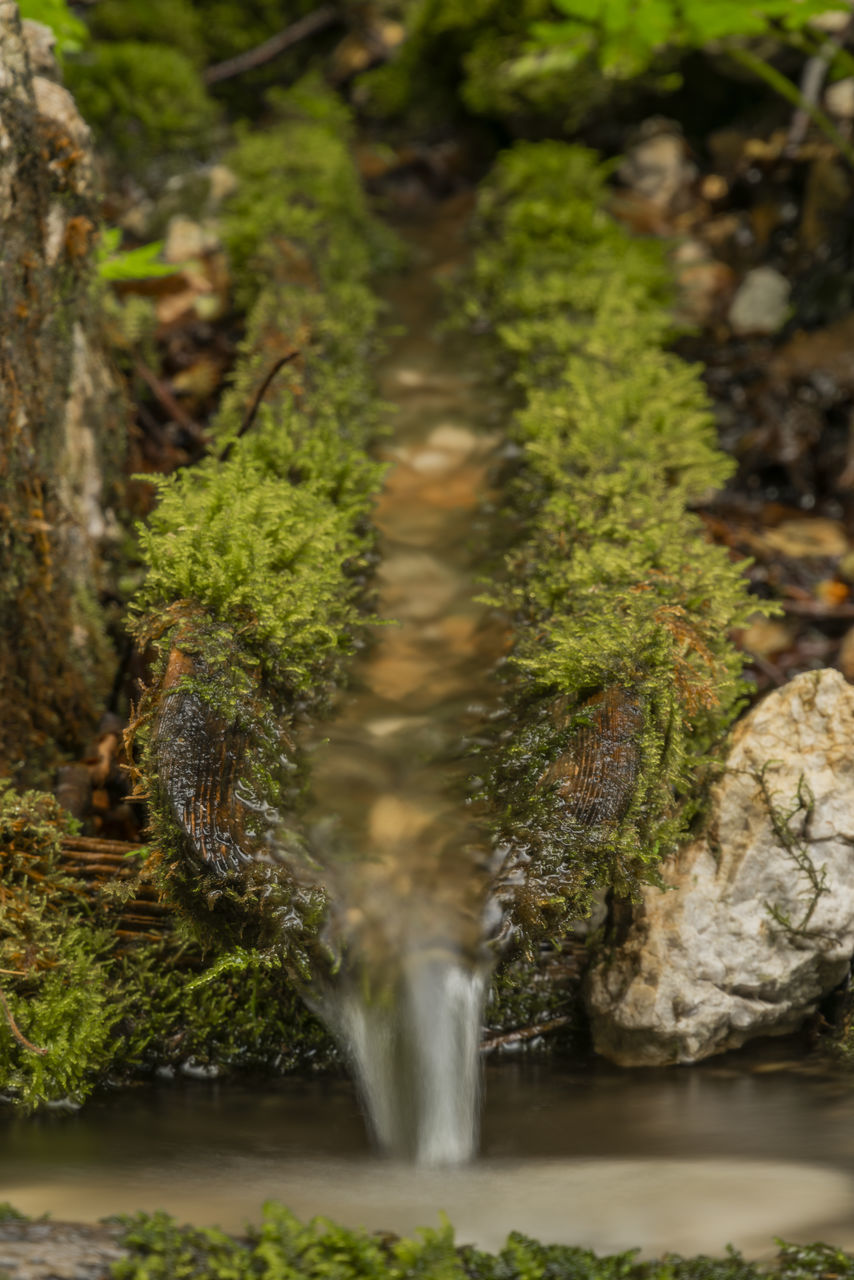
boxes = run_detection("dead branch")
[0,984,48,1056]
[203,7,341,86]
[480,1015,572,1053]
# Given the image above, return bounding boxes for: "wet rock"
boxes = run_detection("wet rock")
[0,1218,127,1280]
[728,266,791,335]
[588,669,854,1066]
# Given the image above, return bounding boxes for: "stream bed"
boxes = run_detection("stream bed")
[3,1058,854,1256]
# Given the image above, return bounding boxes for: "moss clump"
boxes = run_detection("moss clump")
[359,0,611,134]
[461,142,764,940]
[221,77,400,310]
[66,41,219,172]
[0,784,335,1110]
[0,785,119,1108]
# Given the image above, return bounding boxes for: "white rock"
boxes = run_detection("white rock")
[728,266,791,335]
[587,669,854,1066]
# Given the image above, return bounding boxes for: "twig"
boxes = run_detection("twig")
[788,7,854,153]
[203,7,341,86]
[133,361,207,444]
[218,351,300,462]
[0,985,48,1056]
[480,1015,571,1053]
[727,44,854,169]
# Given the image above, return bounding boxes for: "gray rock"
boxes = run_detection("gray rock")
[728,266,791,335]
[587,669,854,1066]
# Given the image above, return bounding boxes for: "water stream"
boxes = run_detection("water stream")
[302,198,505,1163]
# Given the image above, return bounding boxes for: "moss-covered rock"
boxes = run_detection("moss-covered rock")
[127,81,395,971]
[460,142,765,944]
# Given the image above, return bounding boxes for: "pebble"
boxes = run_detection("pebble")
[728,266,791,335]
[163,214,220,263]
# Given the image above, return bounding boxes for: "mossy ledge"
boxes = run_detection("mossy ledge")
[128,80,397,960]
[462,142,766,945]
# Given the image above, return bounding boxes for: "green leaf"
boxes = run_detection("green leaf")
[97,237,191,282]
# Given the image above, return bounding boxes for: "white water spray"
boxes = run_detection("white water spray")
[322,948,489,1166]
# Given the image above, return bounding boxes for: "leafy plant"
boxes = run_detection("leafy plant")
[530,0,848,79]
[96,229,191,282]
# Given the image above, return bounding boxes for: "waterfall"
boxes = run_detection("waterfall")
[324,949,489,1166]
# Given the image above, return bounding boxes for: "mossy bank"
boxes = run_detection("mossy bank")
[462,142,765,949]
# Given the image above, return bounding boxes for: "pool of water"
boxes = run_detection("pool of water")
[3,1058,854,1256]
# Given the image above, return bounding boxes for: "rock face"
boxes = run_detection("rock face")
[588,669,854,1066]
[0,2,126,780]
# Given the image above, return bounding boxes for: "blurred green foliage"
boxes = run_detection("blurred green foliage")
[530,0,849,80]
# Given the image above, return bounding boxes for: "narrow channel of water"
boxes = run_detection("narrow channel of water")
[302,198,506,1163]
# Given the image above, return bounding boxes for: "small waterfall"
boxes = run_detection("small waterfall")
[323,948,489,1165]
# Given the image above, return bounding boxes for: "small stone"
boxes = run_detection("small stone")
[21,18,58,79]
[738,614,795,658]
[728,266,791,335]
[762,516,848,558]
[619,129,697,210]
[825,77,854,119]
[207,162,238,205]
[163,214,219,263]
[427,423,478,455]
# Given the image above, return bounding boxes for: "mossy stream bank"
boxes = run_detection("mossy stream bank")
[2,81,779,1111]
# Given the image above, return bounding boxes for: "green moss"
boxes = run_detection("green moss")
[459,142,767,940]
[86,0,205,65]
[359,0,611,133]
[0,784,335,1110]
[58,1208,854,1280]
[66,41,219,170]
[221,77,400,310]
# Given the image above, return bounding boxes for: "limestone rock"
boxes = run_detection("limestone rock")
[588,669,854,1066]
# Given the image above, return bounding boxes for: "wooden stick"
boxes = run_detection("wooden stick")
[204,7,340,86]
[0,985,48,1056]
[480,1015,572,1053]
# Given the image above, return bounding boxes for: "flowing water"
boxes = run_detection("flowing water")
[301,198,506,1163]
[4,1059,854,1255]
